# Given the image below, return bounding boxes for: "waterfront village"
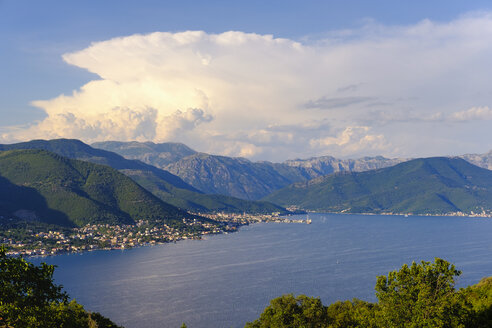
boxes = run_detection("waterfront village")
[1,212,311,257]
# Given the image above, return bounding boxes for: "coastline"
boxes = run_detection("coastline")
[5,210,490,259]
[291,209,492,218]
[3,212,304,258]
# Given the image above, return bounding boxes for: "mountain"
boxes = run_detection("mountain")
[92,141,310,199]
[283,155,406,177]
[92,141,197,167]
[122,168,286,214]
[459,150,492,170]
[264,157,492,215]
[94,141,407,200]
[0,149,189,227]
[163,153,305,200]
[0,139,285,214]
[0,139,194,190]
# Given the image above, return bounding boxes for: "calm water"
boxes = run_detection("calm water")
[32,214,492,328]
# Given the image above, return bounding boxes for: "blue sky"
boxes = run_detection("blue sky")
[2,1,492,160]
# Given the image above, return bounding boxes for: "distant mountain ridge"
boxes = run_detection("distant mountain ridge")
[92,141,197,167]
[3,140,491,216]
[459,150,492,170]
[283,155,406,177]
[0,139,286,214]
[264,157,492,216]
[94,141,492,201]
[163,153,303,200]
[93,141,407,199]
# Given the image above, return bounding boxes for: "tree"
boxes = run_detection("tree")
[375,258,469,328]
[246,258,488,328]
[245,294,328,328]
[459,277,492,327]
[325,299,378,328]
[0,245,121,327]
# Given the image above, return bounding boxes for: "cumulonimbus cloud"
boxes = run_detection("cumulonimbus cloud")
[3,13,492,160]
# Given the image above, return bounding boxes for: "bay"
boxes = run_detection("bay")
[32,214,492,328]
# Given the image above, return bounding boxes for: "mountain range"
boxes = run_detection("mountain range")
[94,141,407,199]
[2,139,491,220]
[94,141,492,200]
[264,157,492,215]
[0,140,286,215]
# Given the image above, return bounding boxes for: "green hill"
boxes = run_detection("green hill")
[0,139,195,190]
[0,149,189,227]
[123,169,287,214]
[264,157,492,215]
[0,139,286,214]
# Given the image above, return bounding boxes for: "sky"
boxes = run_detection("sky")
[1,0,492,161]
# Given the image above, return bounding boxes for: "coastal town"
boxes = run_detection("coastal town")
[2,208,489,257]
[0,212,311,257]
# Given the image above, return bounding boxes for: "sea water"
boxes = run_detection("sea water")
[32,214,492,328]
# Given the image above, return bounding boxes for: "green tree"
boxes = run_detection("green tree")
[246,258,490,328]
[245,294,328,328]
[325,299,378,328]
[459,277,492,327]
[0,245,121,327]
[375,258,469,328]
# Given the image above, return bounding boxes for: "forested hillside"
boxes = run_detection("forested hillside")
[0,149,189,227]
[265,157,492,215]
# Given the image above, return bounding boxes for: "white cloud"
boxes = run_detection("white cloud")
[304,96,373,109]
[310,126,389,156]
[449,106,492,121]
[4,13,492,159]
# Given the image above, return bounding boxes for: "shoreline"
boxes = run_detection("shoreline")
[4,213,305,258]
[294,210,492,219]
[6,211,490,259]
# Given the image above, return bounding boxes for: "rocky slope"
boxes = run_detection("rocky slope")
[93,141,407,199]
[459,150,492,170]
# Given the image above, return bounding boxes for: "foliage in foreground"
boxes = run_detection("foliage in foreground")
[3,242,491,328]
[246,258,492,328]
[0,245,121,328]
